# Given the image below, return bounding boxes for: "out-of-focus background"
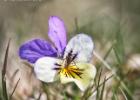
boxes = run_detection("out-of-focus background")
[0,0,140,100]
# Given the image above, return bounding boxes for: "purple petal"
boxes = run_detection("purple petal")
[19,39,57,63]
[48,16,67,53]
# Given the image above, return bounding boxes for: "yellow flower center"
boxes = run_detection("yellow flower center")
[54,50,84,79]
[59,65,83,79]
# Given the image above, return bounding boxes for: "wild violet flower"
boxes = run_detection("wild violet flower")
[19,16,96,91]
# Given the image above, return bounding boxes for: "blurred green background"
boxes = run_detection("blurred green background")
[0,0,140,100]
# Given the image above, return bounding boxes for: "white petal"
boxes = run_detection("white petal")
[64,33,94,62]
[74,63,96,91]
[60,63,96,91]
[34,57,62,82]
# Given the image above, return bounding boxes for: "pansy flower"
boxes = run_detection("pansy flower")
[19,16,96,91]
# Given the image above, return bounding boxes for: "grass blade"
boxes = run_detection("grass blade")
[119,87,128,100]
[37,92,42,100]
[113,31,125,65]
[112,89,118,100]
[42,83,50,100]
[96,68,103,100]
[93,51,111,70]
[93,51,133,98]
[93,74,113,93]
[99,77,106,100]
[103,43,114,60]
[2,39,11,100]
[11,69,19,81]
[9,78,20,99]
[83,74,113,100]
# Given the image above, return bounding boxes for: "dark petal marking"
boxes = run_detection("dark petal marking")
[53,67,61,70]
[54,63,62,66]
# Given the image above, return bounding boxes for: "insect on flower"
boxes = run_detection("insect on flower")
[19,16,96,91]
